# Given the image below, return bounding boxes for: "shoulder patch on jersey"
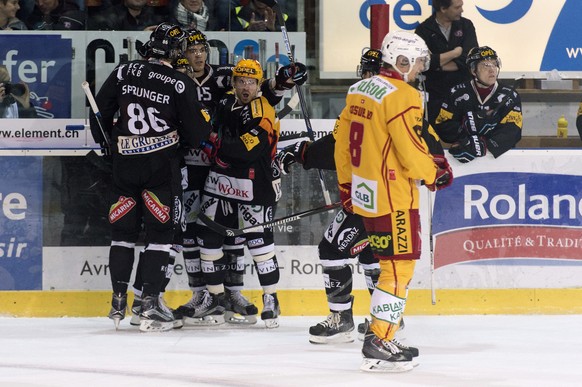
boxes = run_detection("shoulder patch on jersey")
[200,108,211,122]
[240,132,260,151]
[250,99,264,118]
[349,76,396,103]
[435,109,453,124]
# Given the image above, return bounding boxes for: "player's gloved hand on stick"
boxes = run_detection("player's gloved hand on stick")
[274,149,295,175]
[201,131,220,160]
[448,134,486,163]
[338,183,353,213]
[275,62,308,90]
[426,155,453,191]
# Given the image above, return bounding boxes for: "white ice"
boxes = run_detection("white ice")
[1,315,581,387]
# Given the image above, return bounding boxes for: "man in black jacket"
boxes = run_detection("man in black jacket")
[415,0,478,126]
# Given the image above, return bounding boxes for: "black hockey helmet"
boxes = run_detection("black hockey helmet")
[172,53,191,71]
[148,22,186,59]
[357,48,382,78]
[466,46,501,70]
[185,28,210,52]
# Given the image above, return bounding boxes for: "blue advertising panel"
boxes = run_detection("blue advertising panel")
[0,157,43,290]
[0,34,72,118]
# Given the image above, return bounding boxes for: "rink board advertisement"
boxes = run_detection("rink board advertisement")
[0,34,73,118]
[34,147,582,291]
[320,0,581,78]
[0,157,43,290]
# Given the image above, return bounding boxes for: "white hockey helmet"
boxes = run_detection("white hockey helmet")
[380,30,430,77]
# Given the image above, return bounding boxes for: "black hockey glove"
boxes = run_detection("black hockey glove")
[449,135,486,163]
[274,148,295,175]
[275,62,308,90]
[426,155,453,191]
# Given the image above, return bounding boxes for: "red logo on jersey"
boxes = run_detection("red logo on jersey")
[109,196,137,223]
[142,190,170,223]
[389,169,396,180]
[350,239,370,256]
[249,168,255,179]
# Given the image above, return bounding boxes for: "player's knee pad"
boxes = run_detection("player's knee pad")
[200,253,227,287]
[252,252,279,287]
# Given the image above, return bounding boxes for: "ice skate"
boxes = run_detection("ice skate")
[158,295,183,329]
[357,318,418,357]
[360,331,414,373]
[358,316,405,341]
[224,289,258,325]
[108,293,127,330]
[139,295,174,332]
[309,309,354,344]
[182,290,225,326]
[129,295,142,326]
[261,293,280,329]
[173,291,204,321]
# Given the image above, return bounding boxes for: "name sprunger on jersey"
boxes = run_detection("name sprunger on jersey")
[117,131,178,155]
[121,85,170,104]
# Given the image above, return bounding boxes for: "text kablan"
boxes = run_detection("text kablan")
[465,184,582,220]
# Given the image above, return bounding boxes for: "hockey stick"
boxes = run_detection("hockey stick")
[270,0,332,206]
[81,81,111,155]
[277,91,300,119]
[198,202,341,236]
[428,190,436,305]
[279,131,308,142]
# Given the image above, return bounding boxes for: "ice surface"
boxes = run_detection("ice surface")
[1,315,581,386]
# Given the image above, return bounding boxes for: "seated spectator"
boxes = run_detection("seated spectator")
[172,0,209,30]
[0,66,38,118]
[230,0,287,31]
[89,0,163,30]
[1,0,27,29]
[25,0,82,29]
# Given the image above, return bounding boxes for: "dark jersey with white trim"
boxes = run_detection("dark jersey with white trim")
[434,81,522,157]
[92,58,211,156]
[203,93,280,206]
[184,63,283,190]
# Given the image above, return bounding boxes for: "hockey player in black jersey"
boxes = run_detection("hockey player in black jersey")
[166,29,306,326]
[128,28,307,326]
[195,59,286,328]
[434,46,522,163]
[92,22,212,332]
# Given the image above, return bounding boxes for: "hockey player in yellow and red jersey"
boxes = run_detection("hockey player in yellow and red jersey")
[334,30,453,372]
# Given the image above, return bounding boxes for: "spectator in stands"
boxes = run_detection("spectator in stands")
[0,66,38,118]
[25,0,83,29]
[1,0,27,29]
[415,0,478,126]
[229,0,287,31]
[172,0,209,30]
[90,0,163,30]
